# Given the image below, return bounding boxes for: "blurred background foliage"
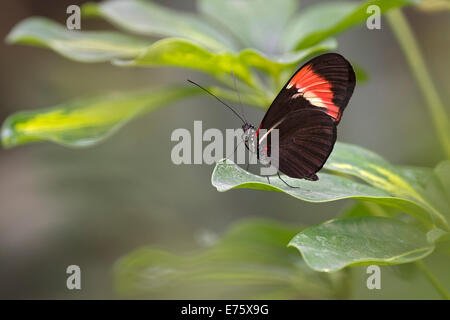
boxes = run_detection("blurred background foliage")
[0,0,449,299]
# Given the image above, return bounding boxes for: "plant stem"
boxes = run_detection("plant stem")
[415,260,450,300]
[387,9,450,159]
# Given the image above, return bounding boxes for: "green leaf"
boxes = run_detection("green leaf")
[282,0,420,51]
[1,87,199,148]
[115,219,349,299]
[289,217,436,272]
[325,142,448,229]
[114,37,338,88]
[5,16,338,89]
[211,159,434,228]
[83,0,234,51]
[238,38,338,78]
[198,0,298,53]
[211,142,449,229]
[5,16,337,89]
[6,17,150,62]
[113,38,256,87]
[325,142,419,198]
[213,159,389,201]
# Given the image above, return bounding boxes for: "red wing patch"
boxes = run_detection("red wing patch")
[287,65,340,120]
[286,53,355,123]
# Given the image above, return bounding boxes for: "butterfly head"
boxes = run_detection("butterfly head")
[242,123,257,153]
[242,123,253,133]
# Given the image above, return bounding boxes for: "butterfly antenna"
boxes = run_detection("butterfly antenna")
[231,71,247,123]
[187,79,246,124]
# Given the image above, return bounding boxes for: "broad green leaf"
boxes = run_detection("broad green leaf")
[6,17,149,62]
[114,38,338,88]
[213,159,389,201]
[115,219,349,299]
[1,87,199,148]
[113,38,256,87]
[5,16,363,89]
[325,142,448,229]
[282,0,420,51]
[326,142,422,198]
[212,158,436,228]
[5,16,337,88]
[5,17,340,89]
[198,0,298,53]
[289,217,435,272]
[82,0,234,51]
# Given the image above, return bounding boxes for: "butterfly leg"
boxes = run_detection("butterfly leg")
[266,176,270,184]
[277,171,299,188]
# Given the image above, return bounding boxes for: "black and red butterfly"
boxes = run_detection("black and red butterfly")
[190,53,355,186]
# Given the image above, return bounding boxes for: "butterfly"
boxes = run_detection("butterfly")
[190,53,355,186]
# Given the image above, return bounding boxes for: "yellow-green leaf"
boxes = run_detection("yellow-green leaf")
[325,142,448,228]
[211,158,436,228]
[113,38,256,87]
[1,87,199,148]
[114,38,339,88]
[7,17,149,62]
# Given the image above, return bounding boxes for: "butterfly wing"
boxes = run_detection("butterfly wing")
[259,53,355,131]
[257,53,354,180]
[264,108,336,180]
